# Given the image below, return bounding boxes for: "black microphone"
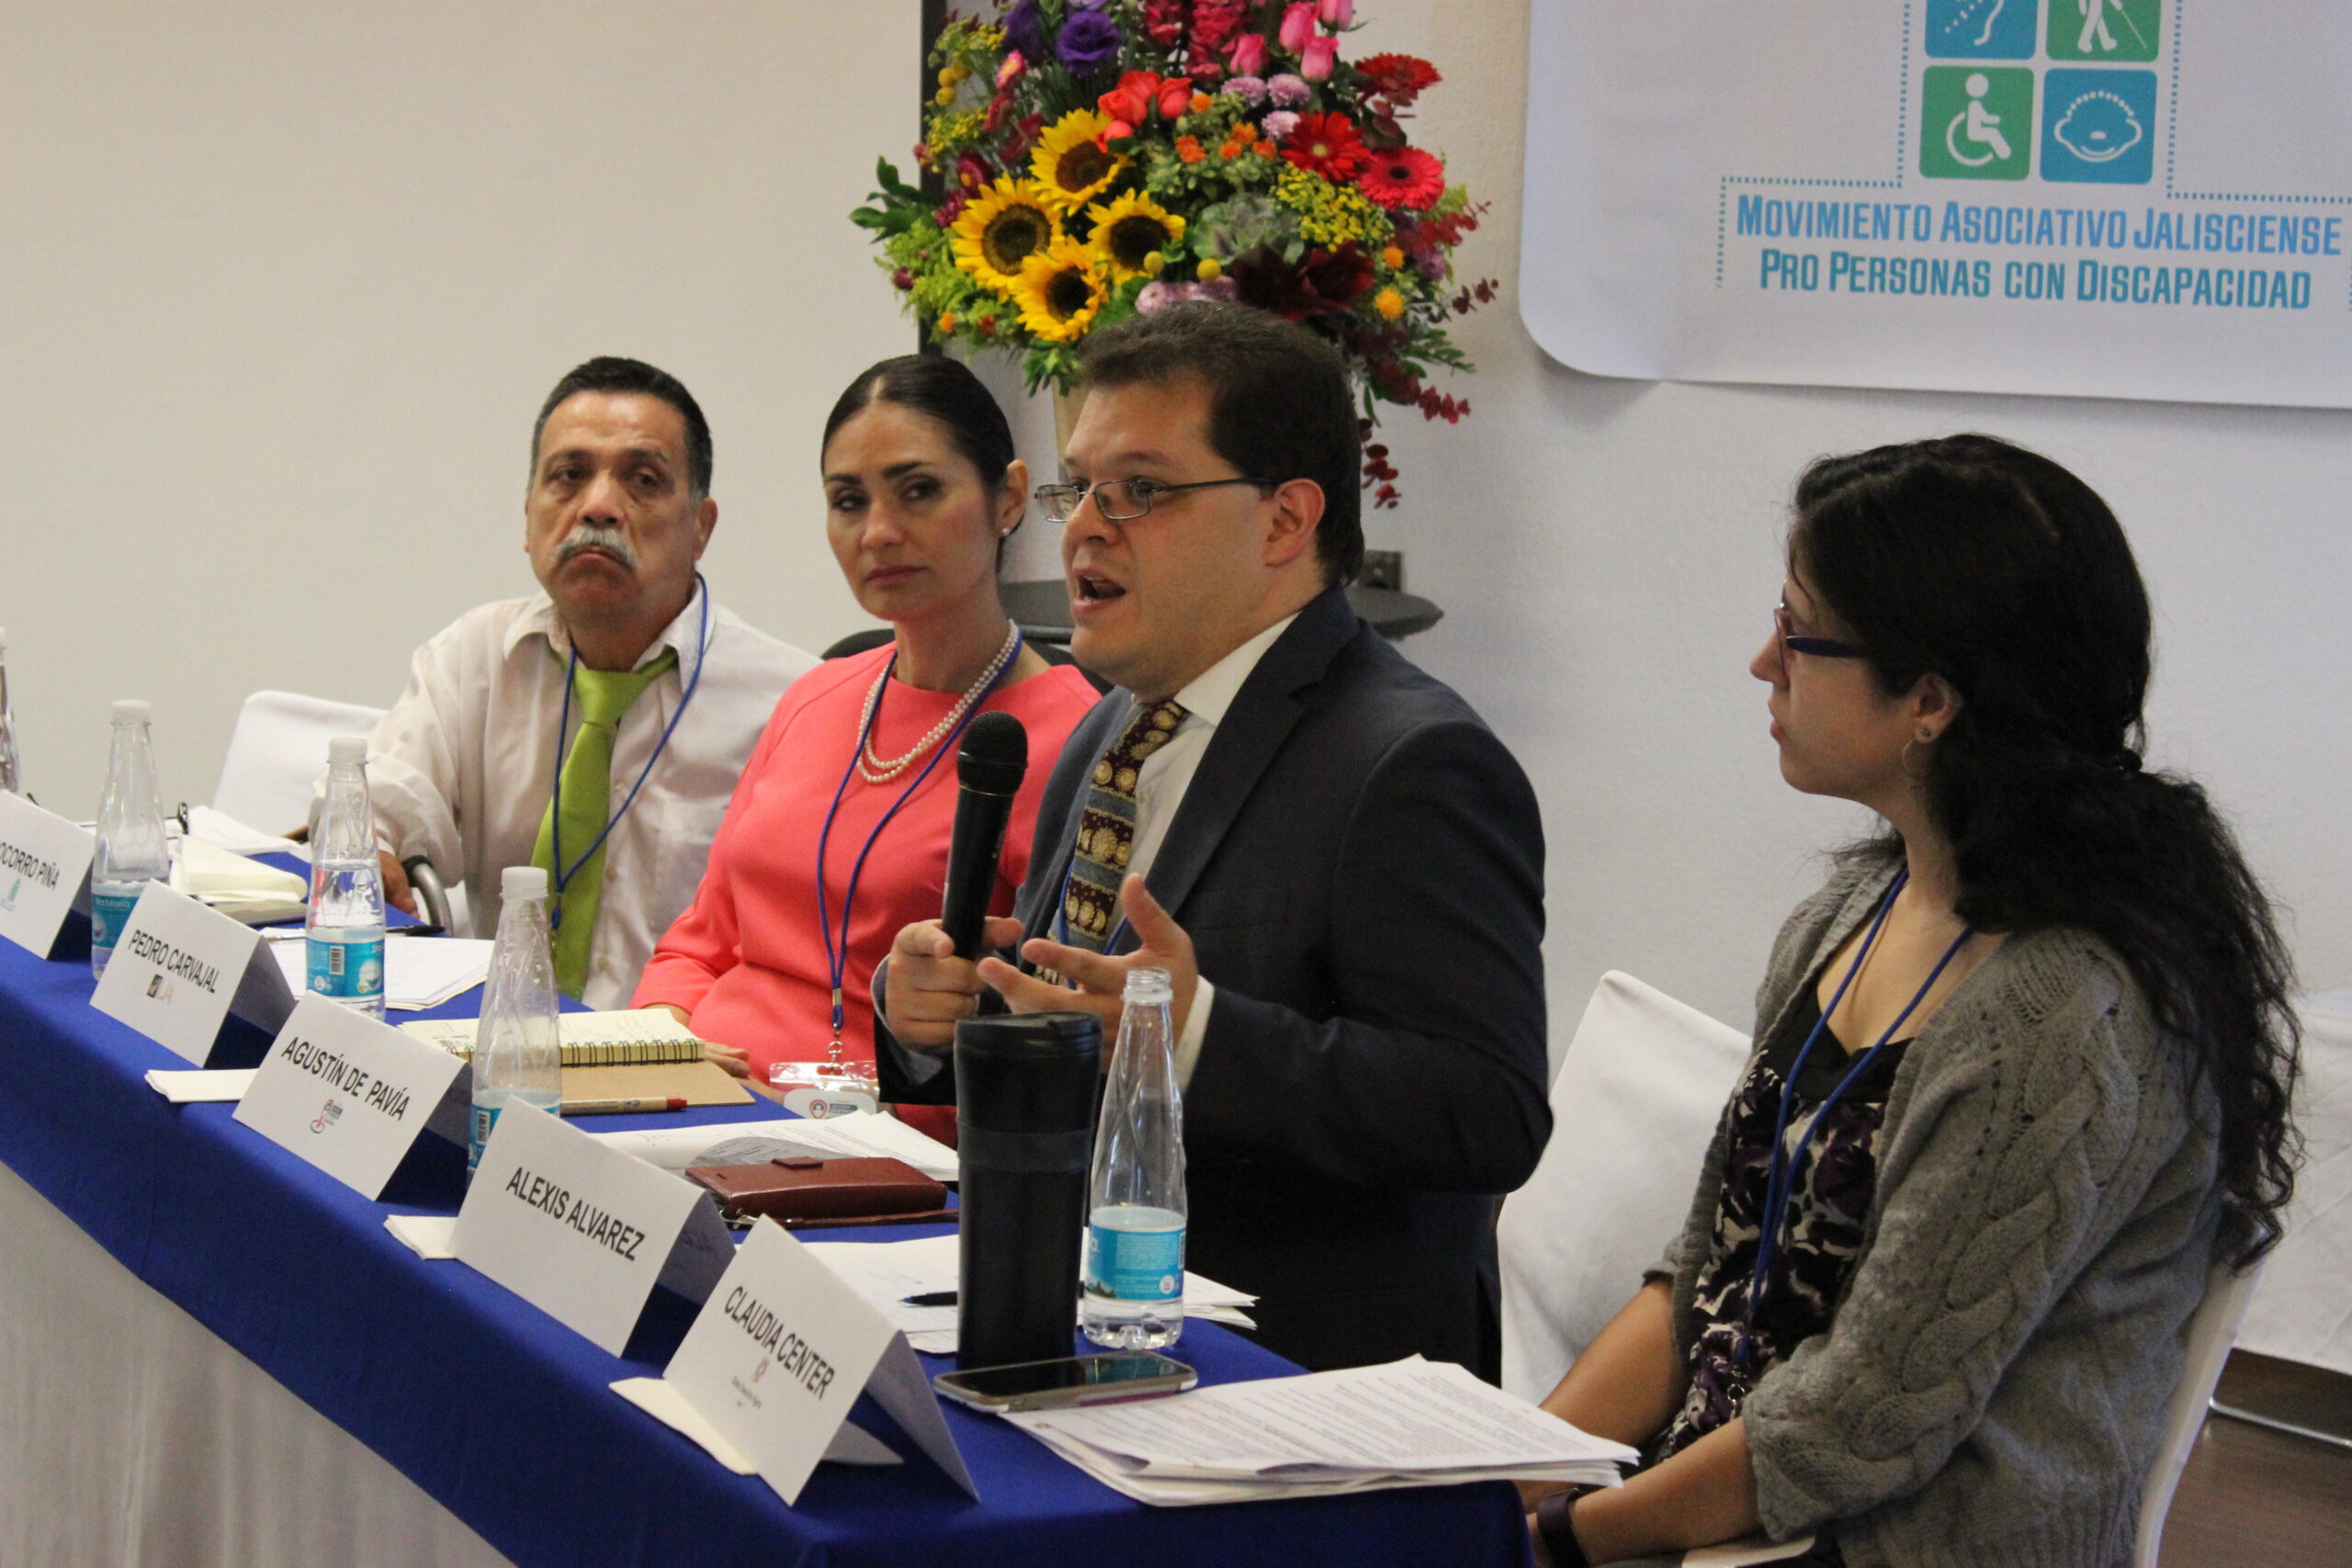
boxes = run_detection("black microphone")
[940,711,1028,958]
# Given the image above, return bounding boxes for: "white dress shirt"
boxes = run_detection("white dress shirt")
[1099,611,1300,1085]
[362,583,813,1009]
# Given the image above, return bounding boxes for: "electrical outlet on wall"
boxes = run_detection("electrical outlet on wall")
[1359,550,1404,591]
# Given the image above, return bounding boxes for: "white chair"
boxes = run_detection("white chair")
[1498,971,1753,1404]
[2132,1258,2265,1568]
[209,689,388,839]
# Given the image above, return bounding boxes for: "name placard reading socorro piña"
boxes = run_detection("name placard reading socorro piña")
[234,994,468,1198]
[452,1101,733,1355]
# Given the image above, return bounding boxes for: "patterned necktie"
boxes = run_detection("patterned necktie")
[1058,697,1186,954]
[530,648,678,998]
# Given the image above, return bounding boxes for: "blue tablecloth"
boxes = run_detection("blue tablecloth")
[0,931,1528,1568]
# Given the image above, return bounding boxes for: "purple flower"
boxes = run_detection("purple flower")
[1267,72,1312,107]
[1136,281,1176,313]
[1261,108,1301,139]
[1225,74,1270,107]
[1055,5,1124,73]
[1003,0,1047,63]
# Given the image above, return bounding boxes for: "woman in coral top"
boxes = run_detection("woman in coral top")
[634,356,1099,1124]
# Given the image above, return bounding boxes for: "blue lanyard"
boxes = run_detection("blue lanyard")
[813,634,1023,1047]
[1737,869,1973,1370]
[547,572,711,932]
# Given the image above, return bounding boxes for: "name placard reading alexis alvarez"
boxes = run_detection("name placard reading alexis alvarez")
[452,1102,730,1355]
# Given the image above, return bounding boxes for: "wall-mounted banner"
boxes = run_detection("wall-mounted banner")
[1521,2,2352,405]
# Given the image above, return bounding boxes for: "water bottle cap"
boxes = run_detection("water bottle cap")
[110,698,151,723]
[328,735,368,765]
[1121,965,1173,1003]
[503,865,548,901]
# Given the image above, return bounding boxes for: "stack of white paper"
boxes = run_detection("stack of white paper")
[589,1112,960,1184]
[266,934,494,1010]
[1003,1357,1639,1507]
[172,838,308,922]
[799,1232,1258,1353]
[186,805,303,859]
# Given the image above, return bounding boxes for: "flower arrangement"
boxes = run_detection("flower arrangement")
[850,0,1497,508]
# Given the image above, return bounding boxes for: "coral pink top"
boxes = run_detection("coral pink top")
[633,644,1099,1085]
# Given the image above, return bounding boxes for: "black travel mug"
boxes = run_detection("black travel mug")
[954,1010,1101,1371]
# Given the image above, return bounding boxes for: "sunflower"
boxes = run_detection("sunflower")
[1029,108,1125,213]
[1010,238,1108,343]
[1084,191,1186,282]
[949,178,1059,295]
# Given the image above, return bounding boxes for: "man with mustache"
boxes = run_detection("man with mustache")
[876,303,1548,1375]
[353,356,812,1005]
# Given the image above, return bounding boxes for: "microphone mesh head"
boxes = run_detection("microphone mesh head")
[958,710,1029,794]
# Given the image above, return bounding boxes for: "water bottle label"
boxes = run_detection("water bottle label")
[91,888,141,953]
[1084,1223,1184,1303]
[308,935,385,1000]
[468,1104,501,1172]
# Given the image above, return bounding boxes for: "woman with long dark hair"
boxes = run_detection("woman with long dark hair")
[1526,434,2299,1566]
[633,356,1099,1117]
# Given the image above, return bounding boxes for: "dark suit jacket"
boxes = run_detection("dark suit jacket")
[880,586,1550,1371]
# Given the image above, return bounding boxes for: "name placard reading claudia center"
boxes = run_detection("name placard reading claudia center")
[89,882,293,1063]
[0,792,95,958]
[234,994,468,1198]
[660,1219,978,1505]
[452,1102,733,1355]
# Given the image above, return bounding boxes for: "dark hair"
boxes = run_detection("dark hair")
[821,354,1017,493]
[1079,301,1363,586]
[1792,434,2298,1264]
[531,356,713,498]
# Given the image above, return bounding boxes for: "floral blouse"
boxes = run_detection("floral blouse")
[1660,979,1909,1462]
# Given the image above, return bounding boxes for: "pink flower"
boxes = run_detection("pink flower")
[1318,0,1354,24]
[996,51,1027,89]
[1300,36,1336,79]
[1227,31,1268,78]
[1278,3,1316,53]
[1261,108,1301,139]
[1267,72,1312,107]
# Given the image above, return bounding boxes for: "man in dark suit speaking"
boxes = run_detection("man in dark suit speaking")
[877,302,1549,1375]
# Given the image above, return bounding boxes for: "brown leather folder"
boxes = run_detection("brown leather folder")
[684,1156,954,1231]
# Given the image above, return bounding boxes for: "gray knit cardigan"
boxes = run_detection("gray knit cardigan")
[1664,856,2223,1568]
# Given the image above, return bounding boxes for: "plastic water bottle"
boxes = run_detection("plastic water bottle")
[0,629,22,795]
[91,700,169,980]
[469,864,563,1179]
[305,736,387,1019]
[1081,967,1187,1349]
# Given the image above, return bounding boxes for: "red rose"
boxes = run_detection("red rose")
[1098,70,1162,128]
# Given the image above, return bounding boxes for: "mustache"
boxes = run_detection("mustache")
[555,523,639,572]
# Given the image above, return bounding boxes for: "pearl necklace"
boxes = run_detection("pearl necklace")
[856,622,1022,784]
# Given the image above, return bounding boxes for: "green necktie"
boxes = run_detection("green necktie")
[531,649,677,998]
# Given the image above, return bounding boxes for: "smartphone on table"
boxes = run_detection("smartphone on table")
[932,1351,1196,1413]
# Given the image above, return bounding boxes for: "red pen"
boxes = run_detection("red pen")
[561,1096,689,1116]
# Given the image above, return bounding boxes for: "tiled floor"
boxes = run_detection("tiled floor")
[2156,1352,2352,1567]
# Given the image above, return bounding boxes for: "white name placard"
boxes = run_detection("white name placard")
[90,882,293,1064]
[452,1102,733,1356]
[662,1220,978,1506]
[0,792,96,958]
[234,995,469,1198]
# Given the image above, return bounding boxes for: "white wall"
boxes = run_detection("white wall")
[6,2,2345,1052]
[1,0,920,810]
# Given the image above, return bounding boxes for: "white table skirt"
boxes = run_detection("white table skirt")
[2233,989,2352,1377]
[0,1157,513,1568]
